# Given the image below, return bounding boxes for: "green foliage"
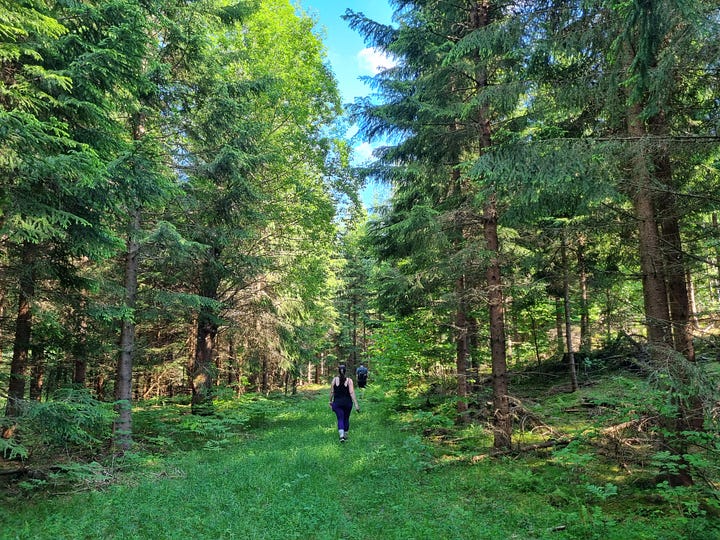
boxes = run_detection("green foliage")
[584,482,619,501]
[401,434,435,472]
[21,389,115,453]
[3,386,719,539]
[654,481,713,519]
[369,313,453,379]
[1,4,720,540]
[0,429,29,460]
[410,409,455,433]
[131,393,285,453]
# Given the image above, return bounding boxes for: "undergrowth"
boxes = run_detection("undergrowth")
[394,359,720,537]
[0,365,718,539]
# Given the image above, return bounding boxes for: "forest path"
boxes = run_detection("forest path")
[1,387,577,540]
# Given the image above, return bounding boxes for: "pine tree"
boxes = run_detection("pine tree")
[347,1,531,447]
[0,0,143,416]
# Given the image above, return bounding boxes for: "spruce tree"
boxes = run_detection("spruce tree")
[347,1,530,447]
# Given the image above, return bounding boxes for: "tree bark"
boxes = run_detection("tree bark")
[72,299,88,386]
[484,196,511,448]
[5,243,36,417]
[455,277,469,420]
[713,213,720,302]
[648,113,695,359]
[561,230,579,392]
[113,207,141,451]
[192,310,218,414]
[29,346,44,401]
[470,0,511,449]
[0,293,5,367]
[191,247,221,414]
[686,269,698,329]
[627,104,672,346]
[652,152,694,360]
[577,235,590,352]
[659,209,694,361]
[555,298,564,355]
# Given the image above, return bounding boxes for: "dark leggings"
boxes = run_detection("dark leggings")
[332,401,352,431]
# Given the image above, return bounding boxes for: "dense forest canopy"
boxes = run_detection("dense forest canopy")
[0,0,354,438]
[0,0,719,518]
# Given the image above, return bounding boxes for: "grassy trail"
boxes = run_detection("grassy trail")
[0,387,704,540]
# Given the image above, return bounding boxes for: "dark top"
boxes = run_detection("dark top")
[333,378,352,406]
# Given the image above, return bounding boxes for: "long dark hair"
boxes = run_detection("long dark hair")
[338,364,347,385]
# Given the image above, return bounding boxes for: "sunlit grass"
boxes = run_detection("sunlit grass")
[1,381,718,540]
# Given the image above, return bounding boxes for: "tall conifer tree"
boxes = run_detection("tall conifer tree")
[347,0,528,447]
[0,0,147,416]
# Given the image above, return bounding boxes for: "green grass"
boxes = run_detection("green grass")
[1,384,718,540]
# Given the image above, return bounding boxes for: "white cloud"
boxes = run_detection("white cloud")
[353,141,376,163]
[357,47,397,75]
[345,124,359,139]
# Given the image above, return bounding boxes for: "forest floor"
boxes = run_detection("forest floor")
[1,379,718,540]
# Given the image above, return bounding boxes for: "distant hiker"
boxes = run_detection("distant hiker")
[356,362,369,389]
[330,364,360,443]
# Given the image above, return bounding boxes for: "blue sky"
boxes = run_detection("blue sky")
[296,0,395,207]
[297,1,393,104]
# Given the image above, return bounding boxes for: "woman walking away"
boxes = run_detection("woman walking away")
[330,364,360,442]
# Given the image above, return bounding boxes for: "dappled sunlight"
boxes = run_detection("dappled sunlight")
[3,384,717,539]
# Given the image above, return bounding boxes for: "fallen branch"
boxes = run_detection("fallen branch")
[470,438,571,462]
[601,420,643,436]
[0,466,27,477]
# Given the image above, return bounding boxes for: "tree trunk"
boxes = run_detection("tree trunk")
[468,0,511,449]
[686,269,699,329]
[192,311,218,414]
[72,301,88,386]
[187,316,197,389]
[29,346,44,401]
[0,294,5,367]
[627,105,672,346]
[561,231,579,392]
[228,338,239,390]
[190,247,221,414]
[95,372,106,401]
[647,112,695,359]
[577,235,590,352]
[363,319,368,359]
[713,213,720,302]
[483,198,512,448]
[659,210,694,361]
[5,243,36,417]
[555,299,564,354]
[652,147,694,360]
[484,196,511,449]
[113,207,141,450]
[455,277,469,420]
